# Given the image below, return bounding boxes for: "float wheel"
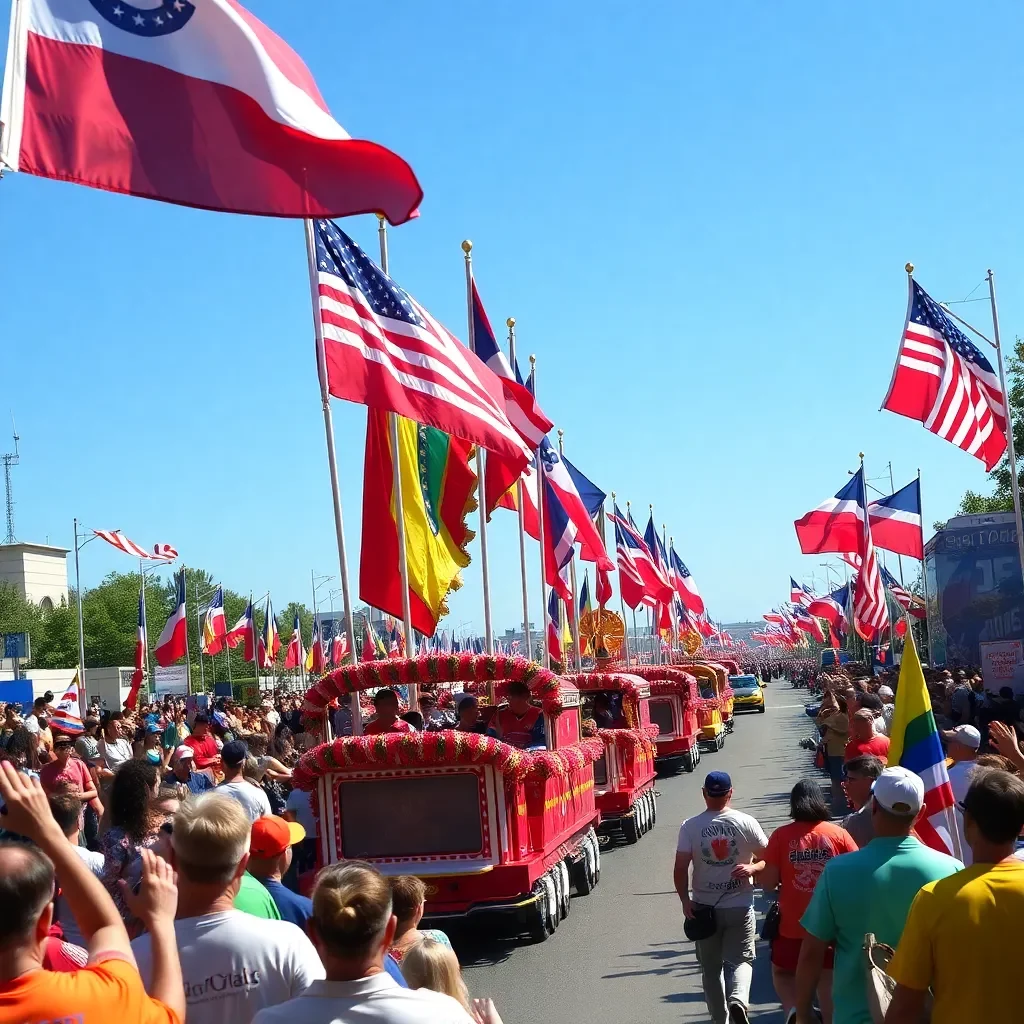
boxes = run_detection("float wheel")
[649,790,658,828]
[622,810,640,844]
[572,844,594,896]
[527,876,554,942]
[557,860,571,919]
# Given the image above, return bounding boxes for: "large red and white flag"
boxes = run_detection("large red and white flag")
[1,0,421,223]
[93,530,176,561]
[154,569,187,666]
[882,278,1007,471]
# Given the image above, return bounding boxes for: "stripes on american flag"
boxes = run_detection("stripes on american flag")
[94,530,177,561]
[313,219,530,470]
[882,278,1007,471]
[853,528,889,641]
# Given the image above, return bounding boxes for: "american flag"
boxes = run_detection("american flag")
[881,565,926,619]
[313,220,531,472]
[849,470,889,641]
[94,530,177,561]
[882,278,1007,471]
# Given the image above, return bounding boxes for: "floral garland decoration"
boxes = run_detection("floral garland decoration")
[618,666,701,708]
[596,725,659,758]
[301,654,567,722]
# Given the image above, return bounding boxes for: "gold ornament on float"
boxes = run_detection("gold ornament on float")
[579,609,625,657]
[682,630,702,656]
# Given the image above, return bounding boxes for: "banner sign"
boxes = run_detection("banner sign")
[979,639,1024,696]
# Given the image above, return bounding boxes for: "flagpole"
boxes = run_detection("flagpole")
[73,519,87,715]
[885,461,907,586]
[669,535,681,658]
[531,356,549,668]
[507,316,532,656]
[139,558,152,693]
[181,567,192,696]
[462,240,494,655]
[986,268,1024,582]
[611,492,632,668]
[649,504,661,665]
[375,216,416,661]
[557,430,584,670]
[196,602,206,695]
[917,467,933,664]
[303,220,359,717]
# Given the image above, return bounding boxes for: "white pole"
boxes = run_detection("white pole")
[462,239,494,655]
[73,518,87,715]
[987,269,1024,581]
[182,567,192,696]
[917,468,932,663]
[611,491,632,668]
[531,356,549,667]
[507,316,531,655]
[558,430,584,671]
[649,504,661,665]
[376,215,415,660]
[303,218,361,735]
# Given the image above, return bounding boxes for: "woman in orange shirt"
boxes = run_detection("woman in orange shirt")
[760,778,858,1024]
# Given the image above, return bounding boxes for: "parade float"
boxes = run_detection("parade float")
[294,654,603,942]
[677,660,731,750]
[622,665,702,773]
[568,672,658,844]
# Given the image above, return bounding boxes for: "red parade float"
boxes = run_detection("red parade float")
[620,665,702,774]
[568,672,659,844]
[676,659,734,749]
[294,654,603,942]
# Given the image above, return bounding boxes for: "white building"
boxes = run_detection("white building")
[0,541,70,612]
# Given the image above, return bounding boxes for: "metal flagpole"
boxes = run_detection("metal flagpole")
[73,519,87,715]
[631,606,640,664]
[668,535,681,657]
[507,316,532,655]
[462,240,494,655]
[196,602,206,695]
[649,504,661,665]
[886,461,906,586]
[916,467,933,663]
[531,356,548,667]
[303,219,361,734]
[557,430,584,670]
[611,492,632,668]
[987,269,1024,581]
[181,568,192,696]
[140,561,152,692]
[376,216,415,664]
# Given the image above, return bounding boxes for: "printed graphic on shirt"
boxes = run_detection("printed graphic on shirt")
[787,837,835,894]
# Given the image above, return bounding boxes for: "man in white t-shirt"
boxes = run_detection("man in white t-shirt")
[944,723,981,864]
[674,771,768,1024]
[217,739,272,822]
[132,793,324,1024]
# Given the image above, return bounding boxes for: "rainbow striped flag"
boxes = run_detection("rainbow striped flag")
[887,631,960,858]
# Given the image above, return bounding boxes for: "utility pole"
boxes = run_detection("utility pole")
[3,417,20,544]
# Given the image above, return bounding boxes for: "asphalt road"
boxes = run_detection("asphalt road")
[453,678,817,1024]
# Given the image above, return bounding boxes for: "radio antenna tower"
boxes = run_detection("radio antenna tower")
[3,416,20,545]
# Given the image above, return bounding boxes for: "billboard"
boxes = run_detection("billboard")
[925,512,1024,666]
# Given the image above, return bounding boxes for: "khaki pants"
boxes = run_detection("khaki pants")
[693,904,756,1024]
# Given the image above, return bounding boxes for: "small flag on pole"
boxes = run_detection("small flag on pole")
[154,571,187,667]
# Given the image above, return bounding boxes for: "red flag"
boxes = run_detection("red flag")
[2,0,421,223]
[154,571,187,667]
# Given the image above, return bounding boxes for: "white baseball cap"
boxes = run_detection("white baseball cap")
[173,744,194,761]
[871,766,924,817]
[944,724,981,751]
[878,685,894,698]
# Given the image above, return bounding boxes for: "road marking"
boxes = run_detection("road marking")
[770,704,810,709]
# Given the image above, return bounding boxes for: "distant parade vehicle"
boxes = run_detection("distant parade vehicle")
[728,673,768,713]
[624,665,703,774]
[682,660,735,750]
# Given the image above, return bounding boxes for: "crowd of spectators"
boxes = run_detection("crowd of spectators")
[0,688,504,1024]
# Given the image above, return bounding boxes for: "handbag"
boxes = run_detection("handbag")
[760,900,780,943]
[683,903,717,941]
[863,933,932,1024]
[814,742,826,771]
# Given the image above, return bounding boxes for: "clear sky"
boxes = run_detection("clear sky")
[3,0,1023,636]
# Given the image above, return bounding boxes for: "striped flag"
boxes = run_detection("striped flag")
[882,277,1007,471]
[94,530,177,561]
[126,584,146,710]
[50,675,84,735]
[154,571,187,667]
[313,220,531,472]
[284,613,305,670]
[200,587,227,655]
[887,631,960,858]
[258,598,281,669]
[881,565,926,619]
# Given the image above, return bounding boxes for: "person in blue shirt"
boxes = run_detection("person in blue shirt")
[163,745,215,796]
[248,815,316,928]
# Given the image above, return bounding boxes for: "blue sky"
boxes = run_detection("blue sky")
[3,0,1023,636]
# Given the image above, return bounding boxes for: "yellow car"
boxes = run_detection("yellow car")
[729,675,766,714]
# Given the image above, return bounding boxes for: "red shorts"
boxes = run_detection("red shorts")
[770,934,835,972]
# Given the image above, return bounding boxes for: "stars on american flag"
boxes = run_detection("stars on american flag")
[133,13,144,24]
[912,284,992,371]
[314,220,425,328]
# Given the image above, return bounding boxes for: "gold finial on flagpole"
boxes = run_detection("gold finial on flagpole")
[506,317,515,328]
[859,452,865,460]
[611,491,616,500]
[529,354,536,366]
[376,212,385,224]
[461,240,473,255]
[905,262,914,275]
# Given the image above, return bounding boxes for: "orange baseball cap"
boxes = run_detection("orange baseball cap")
[250,816,306,858]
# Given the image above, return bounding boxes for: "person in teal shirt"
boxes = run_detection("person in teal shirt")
[794,767,962,1024]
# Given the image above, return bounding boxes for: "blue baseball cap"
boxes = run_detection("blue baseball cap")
[145,723,161,735]
[704,771,733,797]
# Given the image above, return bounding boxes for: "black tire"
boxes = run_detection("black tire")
[759,704,766,714]
[571,852,593,896]
[650,790,658,827]
[622,812,640,844]
[527,878,553,942]
[556,861,571,919]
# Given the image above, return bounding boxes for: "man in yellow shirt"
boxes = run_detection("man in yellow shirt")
[885,767,1024,1024]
